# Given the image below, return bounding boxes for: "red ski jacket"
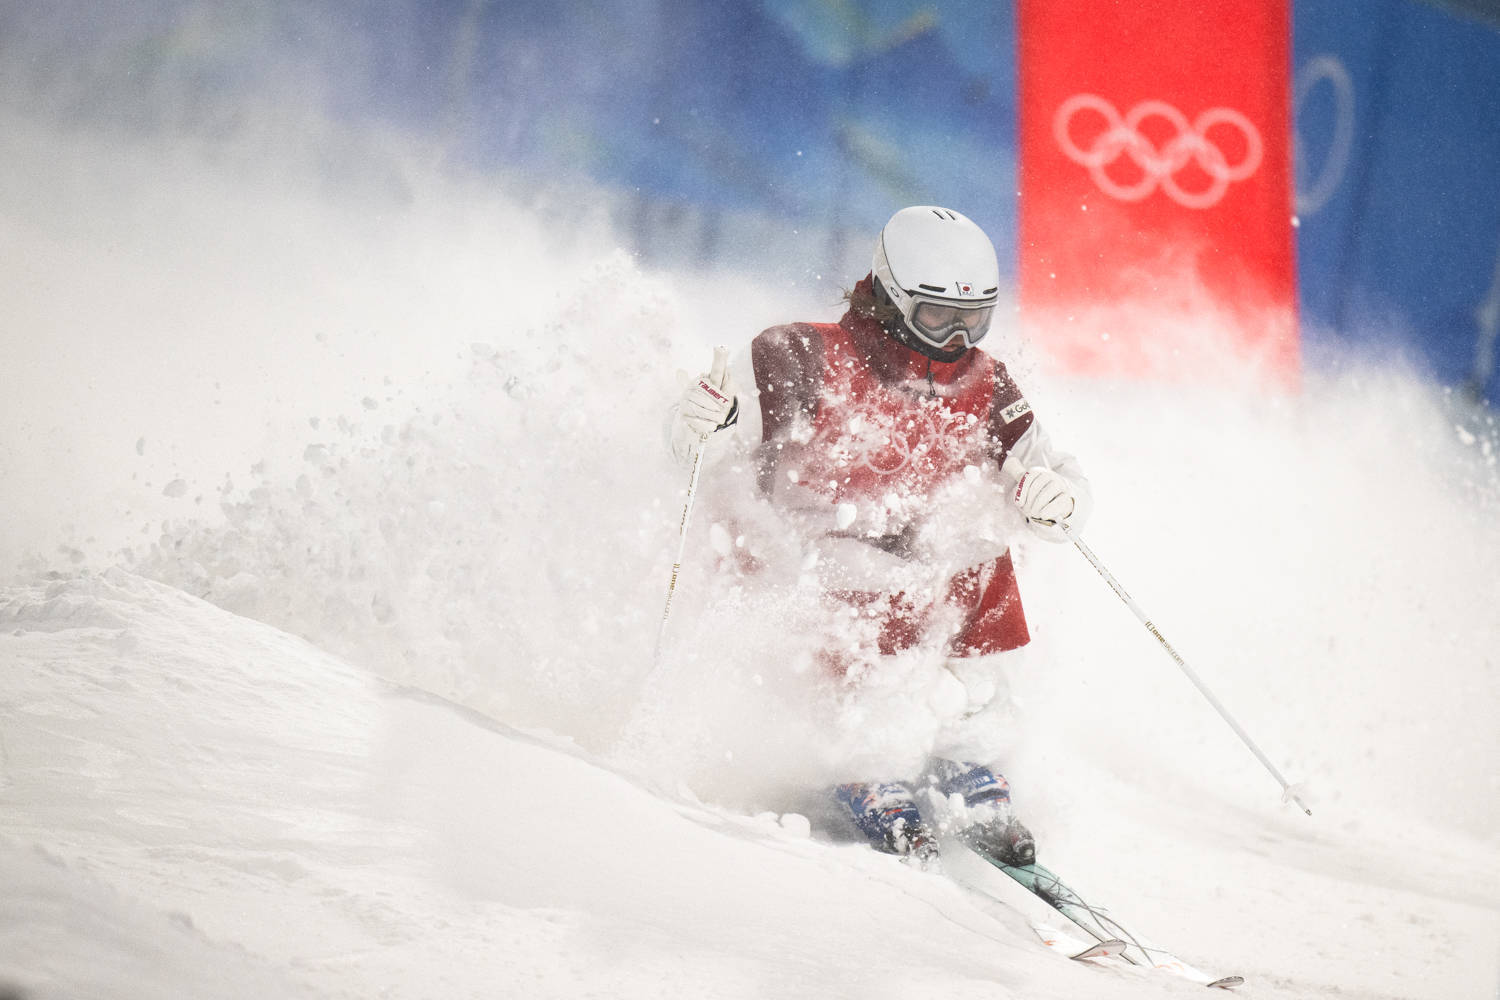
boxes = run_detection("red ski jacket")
[744,276,1067,657]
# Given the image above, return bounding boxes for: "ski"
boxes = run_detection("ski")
[1032,921,1127,961]
[970,852,1243,989]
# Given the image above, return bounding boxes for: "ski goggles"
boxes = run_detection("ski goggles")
[906,298,995,350]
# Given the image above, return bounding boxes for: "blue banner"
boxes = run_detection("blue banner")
[8,0,1500,399]
[1294,0,1500,401]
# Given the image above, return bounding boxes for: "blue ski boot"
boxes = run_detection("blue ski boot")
[929,759,1036,867]
[835,781,939,865]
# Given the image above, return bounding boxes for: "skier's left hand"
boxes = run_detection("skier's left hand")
[1012,465,1079,541]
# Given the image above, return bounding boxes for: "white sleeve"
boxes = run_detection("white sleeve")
[729,347,761,446]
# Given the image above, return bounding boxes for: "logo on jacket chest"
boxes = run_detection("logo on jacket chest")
[830,393,982,479]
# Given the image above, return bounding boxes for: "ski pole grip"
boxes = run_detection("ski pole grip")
[708,344,729,388]
[1002,455,1025,481]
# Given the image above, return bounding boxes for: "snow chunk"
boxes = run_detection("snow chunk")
[779,813,811,838]
[709,522,732,556]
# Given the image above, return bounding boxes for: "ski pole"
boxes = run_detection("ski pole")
[1005,458,1312,815]
[655,441,707,664]
[653,345,729,664]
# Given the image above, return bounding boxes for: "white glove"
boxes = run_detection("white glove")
[669,345,739,466]
[1012,465,1078,541]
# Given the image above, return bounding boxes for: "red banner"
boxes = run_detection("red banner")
[1016,0,1298,381]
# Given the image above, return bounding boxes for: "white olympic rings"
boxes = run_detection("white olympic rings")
[1293,55,1356,217]
[843,409,925,476]
[841,402,967,478]
[1053,94,1264,210]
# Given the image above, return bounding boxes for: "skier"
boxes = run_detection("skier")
[667,206,1091,867]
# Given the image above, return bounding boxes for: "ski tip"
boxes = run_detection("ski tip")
[1032,922,1126,963]
[1070,938,1128,962]
[1207,975,1245,989]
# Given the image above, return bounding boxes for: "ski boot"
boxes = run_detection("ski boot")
[929,759,1036,867]
[835,781,939,866]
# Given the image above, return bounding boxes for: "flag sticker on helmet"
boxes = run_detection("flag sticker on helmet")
[1001,399,1032,423]
[956,281,976,297]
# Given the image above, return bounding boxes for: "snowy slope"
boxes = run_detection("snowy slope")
[2,113,1498,999]
[1,572,1496,999]
[0,572,1196,1000]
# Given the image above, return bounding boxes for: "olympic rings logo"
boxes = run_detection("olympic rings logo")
[1053,94,1264,210]
[841,402,969,478]
[1294,55,1355,217]
[842,409,928,476]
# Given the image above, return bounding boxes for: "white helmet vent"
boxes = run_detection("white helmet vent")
[872,205,1000,306]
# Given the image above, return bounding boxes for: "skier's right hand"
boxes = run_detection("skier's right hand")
[669,345,739,466]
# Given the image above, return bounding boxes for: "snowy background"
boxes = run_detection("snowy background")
[3,5,1499,998]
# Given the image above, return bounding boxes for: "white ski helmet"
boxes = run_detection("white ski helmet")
[871,206,1000,361]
